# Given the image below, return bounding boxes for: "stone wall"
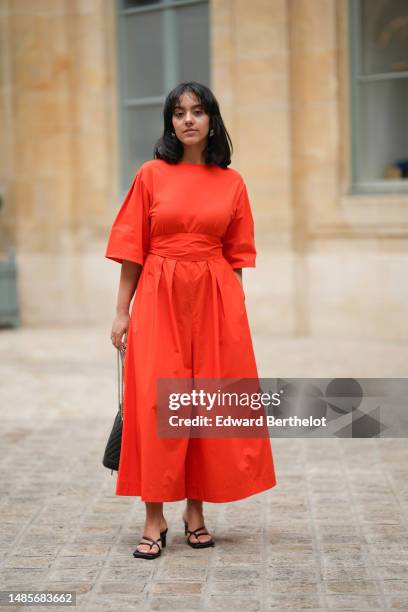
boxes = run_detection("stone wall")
[1,0,407,340]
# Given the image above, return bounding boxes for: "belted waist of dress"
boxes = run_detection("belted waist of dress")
[148,232,223,261]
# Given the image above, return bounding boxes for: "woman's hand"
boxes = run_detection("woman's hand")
[110,312,130,350]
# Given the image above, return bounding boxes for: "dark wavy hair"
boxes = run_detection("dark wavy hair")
[153,81,233,168]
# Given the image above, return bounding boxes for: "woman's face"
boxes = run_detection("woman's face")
[171,92,210,148]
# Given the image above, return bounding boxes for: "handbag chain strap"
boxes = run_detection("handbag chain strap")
[117,345,126,419]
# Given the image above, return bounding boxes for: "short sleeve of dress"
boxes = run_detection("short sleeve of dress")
[222,182,257,269]
[104,170,151,266]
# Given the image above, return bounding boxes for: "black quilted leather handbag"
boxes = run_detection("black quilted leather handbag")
[102,345,125,473]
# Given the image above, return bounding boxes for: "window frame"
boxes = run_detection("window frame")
[348,0,408,195]
[116,0,209,194]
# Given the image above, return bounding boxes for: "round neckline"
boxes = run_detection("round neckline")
[178,161,208,166]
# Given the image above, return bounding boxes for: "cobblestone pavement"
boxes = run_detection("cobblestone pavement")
[0,326,408,611]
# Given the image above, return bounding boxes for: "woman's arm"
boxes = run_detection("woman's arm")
[234,268,243,288]
[110,261,142,349]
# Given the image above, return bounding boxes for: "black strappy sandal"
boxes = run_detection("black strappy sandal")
[160,527,168,547]
[183,518,215,549]
[133,527,168,560]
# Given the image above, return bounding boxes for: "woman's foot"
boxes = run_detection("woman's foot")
[134,516,168,555]
[182,505,213,545]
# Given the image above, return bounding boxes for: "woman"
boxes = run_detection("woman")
[105,81,277,560]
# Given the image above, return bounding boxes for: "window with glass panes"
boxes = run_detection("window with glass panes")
[117,0,210,191]
[349,0,408,193]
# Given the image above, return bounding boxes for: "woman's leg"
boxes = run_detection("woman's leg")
[134,502,168,554]
[182,498,213,544]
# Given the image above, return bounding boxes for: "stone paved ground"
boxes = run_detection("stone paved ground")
[0,326,408,611]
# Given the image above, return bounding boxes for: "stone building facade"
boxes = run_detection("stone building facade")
[0,0,407,340]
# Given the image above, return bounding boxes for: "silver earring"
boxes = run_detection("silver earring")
[209,129,214,137]
[171,131,176,137]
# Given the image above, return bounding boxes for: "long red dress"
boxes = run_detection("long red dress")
[105,158,277,502]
